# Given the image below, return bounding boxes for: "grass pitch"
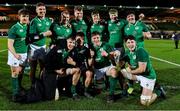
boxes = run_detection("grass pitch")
[0,38,180,110]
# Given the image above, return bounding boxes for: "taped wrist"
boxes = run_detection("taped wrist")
[121,68,132,80]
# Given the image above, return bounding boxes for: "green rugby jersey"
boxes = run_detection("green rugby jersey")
[126,47,156,79]
[90,23,105,40]
[8,22,28,53]
[124,20,149,48]
[71,19,88,44]
[108,19,127,48]
[29,16,52,46]
[93,42,113,69]
[50,23,72,39]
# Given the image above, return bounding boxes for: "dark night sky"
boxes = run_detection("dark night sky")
[0,0,179,8]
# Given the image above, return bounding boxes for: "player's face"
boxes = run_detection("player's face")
[62,13,70,24]
[109,13,118,22]
[127,14,135,24]
[92,14,100,24]
[36,6,46,18]
[126,39,136,51]
[74,10,83,20]
[91,34,101,46]
[67,39,75,50]
[75,36,84,46]
[19,14,29,24]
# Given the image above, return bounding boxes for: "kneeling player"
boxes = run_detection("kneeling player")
[121,35,164,106]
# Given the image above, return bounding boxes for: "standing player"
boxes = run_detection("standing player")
[91,31,118,103]
[7,8,29,101]
[108,9,127,49]
[49,10,72,48]
[71,6,89,46]
[90,10,109,42]
[124,11,151,48]
[121,35,165,106]
[29,2,52,86]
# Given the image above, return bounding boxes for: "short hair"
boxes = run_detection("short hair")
[124,35,135,42]
[126,11,135,16]
[18,8,29,16]
[76,32,84,38]
[74,6,83,11]
[67,34,75,40]
[36,2,45,8]
[91,31,101,37]
[91,10,99,16]
[109,9,118,14]
[61,10,69,15]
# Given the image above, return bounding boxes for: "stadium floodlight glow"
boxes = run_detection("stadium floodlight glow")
[82,5,85,7]
[64,4,67,7]
[136,5,140,9]
[24,3,27,6]
[170,6,174,10]
[119,5,122,8]
[5,3,10,6]
[154,6,158,9]
[104,5,107,7]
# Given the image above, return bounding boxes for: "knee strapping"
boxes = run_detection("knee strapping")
[140,94,157,106]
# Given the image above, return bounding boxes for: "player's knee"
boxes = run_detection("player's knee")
[86,71,92,78]
[140,94,157,106]
[109,68,117,77]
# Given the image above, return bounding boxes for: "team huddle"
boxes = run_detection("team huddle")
[7,2,166,106]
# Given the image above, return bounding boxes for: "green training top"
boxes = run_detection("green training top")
[8,22,28,53]
[93,42,113,69]
[29,16,52,46]
[71,19,88,44]
[90,23,105,40]
[124,20,149,48]
[126,47,156,79]
[108,19,127,48]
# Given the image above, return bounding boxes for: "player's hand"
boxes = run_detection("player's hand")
[101,50,108,57]
[90,49,95,58]
[126,67,131,73]
[14,54,21,60]
[55,68,65,75]
[67,57,76,66]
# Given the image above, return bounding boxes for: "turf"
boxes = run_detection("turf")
[0,38,180,110]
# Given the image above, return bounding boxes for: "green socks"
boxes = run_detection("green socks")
[71,85,76,95]
[109,77,118,95]
[12,77,19,95]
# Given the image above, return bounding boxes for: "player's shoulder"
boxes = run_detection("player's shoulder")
[136,47,148,55]
[9,22,18,30]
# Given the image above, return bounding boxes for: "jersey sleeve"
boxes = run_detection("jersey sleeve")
[137,48,148,62]
[8,26,16,39]
[29,19,37,34]
[141,22,149,32]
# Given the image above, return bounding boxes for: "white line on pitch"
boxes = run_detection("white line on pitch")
[0,49,7,53]
[150,56,180,67]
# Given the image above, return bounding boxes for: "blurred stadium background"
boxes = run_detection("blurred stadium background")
[0,0,180,38]
[0,0,180,110]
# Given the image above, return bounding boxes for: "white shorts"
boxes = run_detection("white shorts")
[136,75,156,91]
[7,51,27,67]
[29,44,46,60]
[94,65,116,80]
